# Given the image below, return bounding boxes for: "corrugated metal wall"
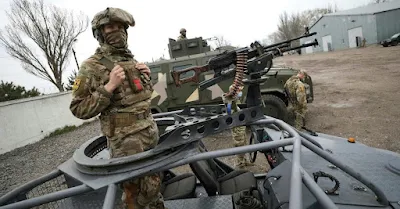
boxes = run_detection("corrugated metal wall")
[300,14,378,54]
[376,9,400,42]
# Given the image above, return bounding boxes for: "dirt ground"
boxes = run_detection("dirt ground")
[1,44,399,197]
[276,44,400,153]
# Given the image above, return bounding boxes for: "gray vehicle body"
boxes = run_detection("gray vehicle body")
[0,109,399,209]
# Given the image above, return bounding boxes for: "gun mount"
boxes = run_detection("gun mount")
[147,32,317,125]
[1,31,400,209]
[171,32,318,107]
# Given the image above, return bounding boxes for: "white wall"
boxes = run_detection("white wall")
[305,40,314,54]
[0,92,96,155]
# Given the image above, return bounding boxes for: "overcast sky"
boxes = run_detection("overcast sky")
[0,0,372,94]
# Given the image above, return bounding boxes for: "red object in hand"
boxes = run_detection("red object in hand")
[133,78,143,91]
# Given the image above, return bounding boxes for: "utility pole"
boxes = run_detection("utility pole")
[72,39,79,70]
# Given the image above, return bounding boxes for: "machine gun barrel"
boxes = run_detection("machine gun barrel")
[264,43,290,53]
[263,32,317,50]
[273,38,319,55]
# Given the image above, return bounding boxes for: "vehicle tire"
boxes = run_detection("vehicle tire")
[261,94,288,122]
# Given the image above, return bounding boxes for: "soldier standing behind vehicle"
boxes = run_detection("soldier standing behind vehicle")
[69,7,166,209]
[177,28,187,41]
[224,85,253,168]
[284,70,308,130]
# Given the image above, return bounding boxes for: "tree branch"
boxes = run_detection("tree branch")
[0,0,89,92]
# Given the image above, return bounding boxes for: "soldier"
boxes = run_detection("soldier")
[362,38,367,47]
[177,28,187,41]
[69,7,166,209]
[284,69,308,130]
[224,85,253,168]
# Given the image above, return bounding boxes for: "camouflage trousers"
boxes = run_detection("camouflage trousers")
[232,126,251,168]
[108,121,165,209]
[289,104,307,130]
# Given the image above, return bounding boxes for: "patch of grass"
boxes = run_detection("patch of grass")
[44,125,77,139]
[41,118,99,140]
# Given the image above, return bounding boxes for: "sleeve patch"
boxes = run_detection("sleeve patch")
[72,76,87,96]
[72,78,81,91]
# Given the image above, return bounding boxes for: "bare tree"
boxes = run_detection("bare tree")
[270,11,305,46]
[264,32,280,45]
[214,36,231,48]
[64,68,78,91]
[0,0,89,92]
[276,11,292,41]
[266,4,339,45]
[301,3,340,26]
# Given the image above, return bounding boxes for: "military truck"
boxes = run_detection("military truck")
[147,36,314,122]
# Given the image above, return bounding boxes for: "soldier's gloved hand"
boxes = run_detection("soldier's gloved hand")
[135,63,150,75]
[105,65,125,93]
[222,94,235,115]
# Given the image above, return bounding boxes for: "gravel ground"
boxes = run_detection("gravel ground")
[0,120,269,197]
[0,121,103,197]
[1,44,399,198]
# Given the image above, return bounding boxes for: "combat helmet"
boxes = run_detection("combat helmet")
[91,7,135,42]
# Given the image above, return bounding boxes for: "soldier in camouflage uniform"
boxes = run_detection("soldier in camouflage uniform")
[224,85,253,168]
[284,70,308,130]
[69,7,166,209]
[177,28,187,41]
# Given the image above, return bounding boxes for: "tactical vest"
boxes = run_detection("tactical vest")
[93,55,153,109]
[91,54,154,137]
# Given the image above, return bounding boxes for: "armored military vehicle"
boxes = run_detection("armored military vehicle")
[147,36,314,123]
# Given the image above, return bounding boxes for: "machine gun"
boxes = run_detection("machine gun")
[171,32,318,104]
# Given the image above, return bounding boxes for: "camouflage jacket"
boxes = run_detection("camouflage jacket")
[69,44,154,135]
[177,35,187,41]
[284,76,307,107]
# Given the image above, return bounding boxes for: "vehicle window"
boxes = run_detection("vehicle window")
[172,64,194,79]
[391,33,400,38]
